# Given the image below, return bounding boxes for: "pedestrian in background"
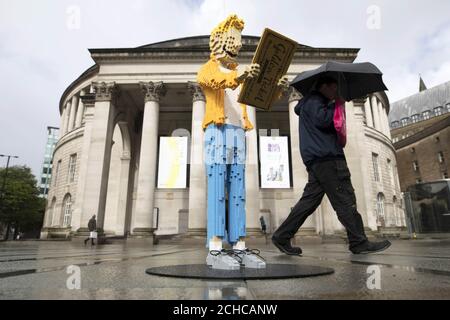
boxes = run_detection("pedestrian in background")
[84,215,97,246]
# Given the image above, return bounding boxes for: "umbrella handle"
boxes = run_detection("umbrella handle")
[337,73,346,100]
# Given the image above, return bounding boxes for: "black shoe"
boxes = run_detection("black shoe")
[351,240,391,254]
[272,237,302,256]
[84,239,88,245]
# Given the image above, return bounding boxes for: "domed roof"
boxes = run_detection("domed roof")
[137,35,311,50]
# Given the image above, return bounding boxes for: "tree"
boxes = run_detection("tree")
[0,166,45,240]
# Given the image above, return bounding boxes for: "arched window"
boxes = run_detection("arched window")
[62,194,72,227]
[376,193,385,227]
[68,154,77,183]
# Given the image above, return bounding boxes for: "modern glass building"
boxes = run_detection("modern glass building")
[39,126,59,198]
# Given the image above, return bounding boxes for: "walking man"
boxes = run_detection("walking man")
[84,215,97,246]
[272,76,391,255]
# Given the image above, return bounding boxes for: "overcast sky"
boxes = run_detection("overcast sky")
[1,0,450,178]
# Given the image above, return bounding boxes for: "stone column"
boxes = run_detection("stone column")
[379,102,391,139]
[115,123,131,236]
[187,82,207,237]
[245,106,261,236]
[347,98,377,230]
[72,93,96,234]
[62,101,71,135]
[131,81,165,237]
[288,88,308,192]
[385,108,392,139]
[60,103,68,136]
[380,104,385,134]
[364,97,374,127]
[68,94,78,132]
[378,100,386,135]
[80,82,117,232]
[371,95,381,132]
[75,90,86,128]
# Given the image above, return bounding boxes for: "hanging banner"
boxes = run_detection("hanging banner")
[157,136,188,189]
[260,136,291,189]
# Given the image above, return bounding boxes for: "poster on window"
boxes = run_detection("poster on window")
[260,136,290,189]
[157,136,188,189]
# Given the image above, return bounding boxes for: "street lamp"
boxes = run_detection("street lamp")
[0,154,19,240]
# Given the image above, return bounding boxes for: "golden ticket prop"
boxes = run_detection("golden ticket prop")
[238,28,297,111]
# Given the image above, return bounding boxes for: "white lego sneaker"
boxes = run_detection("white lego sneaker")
[206,250,241,270]
[234,249,266,269]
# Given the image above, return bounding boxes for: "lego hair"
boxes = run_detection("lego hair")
[209,14,244,55]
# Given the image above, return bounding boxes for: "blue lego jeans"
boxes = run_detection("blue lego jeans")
[204,123,246,247]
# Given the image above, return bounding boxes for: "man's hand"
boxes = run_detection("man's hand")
[237,63,260,83]
[277,75,290,92]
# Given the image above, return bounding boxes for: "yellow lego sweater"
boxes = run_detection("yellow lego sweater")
[197,58,254,131]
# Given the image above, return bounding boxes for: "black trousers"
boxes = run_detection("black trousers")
[273,159,368,249]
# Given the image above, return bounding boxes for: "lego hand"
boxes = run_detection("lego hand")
[247,63,261,79]
[277,75,290,92]
[237,63,260,83]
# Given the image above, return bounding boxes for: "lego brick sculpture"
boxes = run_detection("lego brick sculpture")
[197,14,289,270]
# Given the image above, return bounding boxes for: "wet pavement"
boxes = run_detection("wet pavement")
[1,238,450,299]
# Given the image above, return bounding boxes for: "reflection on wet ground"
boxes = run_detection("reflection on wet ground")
[1,239,450,299]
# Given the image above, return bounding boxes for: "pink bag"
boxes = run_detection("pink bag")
[333,98,347,147]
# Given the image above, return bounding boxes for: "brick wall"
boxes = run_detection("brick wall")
[396,125,450,191]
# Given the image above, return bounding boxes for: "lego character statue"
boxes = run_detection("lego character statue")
[197,15,289,270]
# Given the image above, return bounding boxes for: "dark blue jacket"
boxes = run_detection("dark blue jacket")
[295,91,345,167]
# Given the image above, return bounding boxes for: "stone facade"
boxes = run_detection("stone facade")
[41,36,405,240]
[40,126,84,238]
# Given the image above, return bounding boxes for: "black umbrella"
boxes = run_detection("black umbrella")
[290,61,388,101]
